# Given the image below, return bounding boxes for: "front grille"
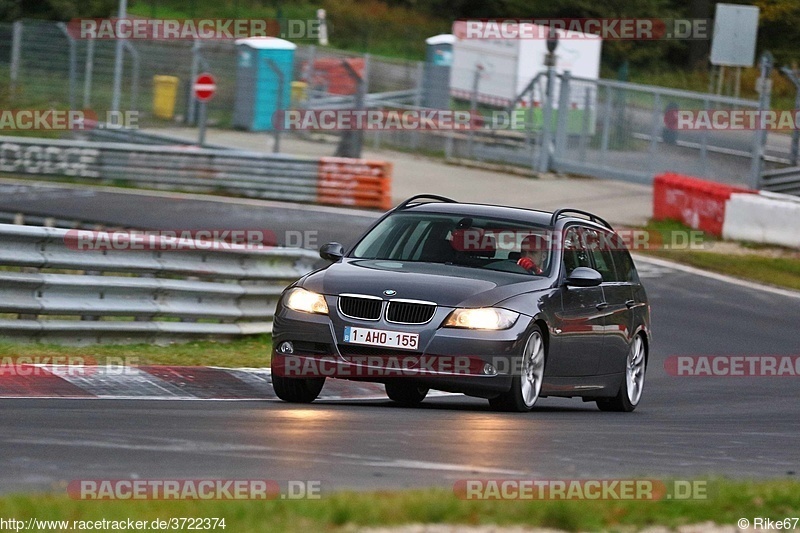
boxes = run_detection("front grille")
[386,301,436,324]
[339,295,382,320]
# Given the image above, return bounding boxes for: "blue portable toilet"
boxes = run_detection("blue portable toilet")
[234,37,296,131]
[423,34,454,109]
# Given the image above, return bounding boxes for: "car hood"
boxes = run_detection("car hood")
[301,259,553,308]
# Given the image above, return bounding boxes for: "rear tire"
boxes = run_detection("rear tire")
[489,325,546,412]
[385,382,429,406]
[597,334,646,412]
[272,374,325,403]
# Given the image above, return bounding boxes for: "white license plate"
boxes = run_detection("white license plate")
[343,327,419,350]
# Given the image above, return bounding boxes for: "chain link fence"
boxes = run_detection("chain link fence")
[1,19,796,191]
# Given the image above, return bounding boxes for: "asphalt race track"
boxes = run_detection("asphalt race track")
[0,182,799,493]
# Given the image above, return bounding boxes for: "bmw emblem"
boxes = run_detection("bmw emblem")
[383,289,397,296]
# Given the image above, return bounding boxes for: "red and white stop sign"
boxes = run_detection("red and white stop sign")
[193,73,216,102]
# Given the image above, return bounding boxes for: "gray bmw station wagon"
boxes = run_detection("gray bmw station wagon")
[271,195,650,412]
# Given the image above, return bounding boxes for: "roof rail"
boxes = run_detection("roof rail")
[394,194,457,210]
[549,208,613,230]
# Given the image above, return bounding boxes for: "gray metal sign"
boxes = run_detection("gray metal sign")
[710,4,759,67]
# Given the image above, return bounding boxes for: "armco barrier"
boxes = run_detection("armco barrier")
[653,173,757,236]
[0,223,318,344]
[0,136,391,210]
[722,192,800,249]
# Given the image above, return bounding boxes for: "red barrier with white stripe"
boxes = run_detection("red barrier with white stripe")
[652,173,756,236]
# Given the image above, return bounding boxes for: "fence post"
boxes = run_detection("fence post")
[124,41,140,111]
[553,70,571,165]
[110,0,128,112]
[411,61,424,150]
[779,66,800,166]
[9,21,22,102]
[749,52,773,190]
[57,23,77,111]
[83,39,95,108]
[265,58,284,153]
[188,39,201,125]
[578,87,592,161]
[537,65,556,172]
[468,64,483,159]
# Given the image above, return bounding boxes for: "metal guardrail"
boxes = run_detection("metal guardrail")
[0,223,317,344]
[0,136,392,209]
[760,166,800,195]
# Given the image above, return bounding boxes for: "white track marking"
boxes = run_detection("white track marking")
[632,254,800,300]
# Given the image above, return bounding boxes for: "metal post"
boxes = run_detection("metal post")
[188,39,201,125]
[265,58,284,153]
[599,85,613,162]
[83,39,95,108]
[780,66,800,166]
[749,53,773,189]
[198,102,207,146]
[469,65,482,159]
[578,87,592,161]
[111,0,128,113]
[124,40,140,111]
[537,65,555,172]
[411,61,424,150]
[9,21,22,102]
[553,71,572,163]
[716,65,725,95]
[57,23,77,111]
[700,98,709,176]
[363,53,371,94]
[648,93,661,170]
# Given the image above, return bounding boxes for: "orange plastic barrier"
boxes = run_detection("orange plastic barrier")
[307,58,365,95]
[317,157,392,210]
[652,173,755,236]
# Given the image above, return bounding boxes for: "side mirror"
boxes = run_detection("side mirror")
[319,242,345,262]
[566,267,602,287]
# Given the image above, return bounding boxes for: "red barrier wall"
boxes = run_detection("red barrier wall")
[652,173,756,236]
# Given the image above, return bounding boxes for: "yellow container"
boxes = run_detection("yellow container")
[152,75,179,120]
[291,81,308,105]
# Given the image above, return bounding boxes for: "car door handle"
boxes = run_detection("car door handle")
[625,300,636,309]
[596,302,609,311]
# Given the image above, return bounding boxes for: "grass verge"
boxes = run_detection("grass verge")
[0,480,798,532]
[636,219,800,292]
[0,335,271,368]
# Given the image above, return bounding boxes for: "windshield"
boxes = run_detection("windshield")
[351,212,552,275]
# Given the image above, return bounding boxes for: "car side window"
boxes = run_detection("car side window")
[562,227,592,276]
[588,230,616,283]
[611,247,639,283]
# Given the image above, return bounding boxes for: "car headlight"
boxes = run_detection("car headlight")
[443,308,519,330]
[284,288,329,315]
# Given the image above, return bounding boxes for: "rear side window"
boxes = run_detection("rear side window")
[586,229,616,282]
[562,227,592,276]
[611,247,639,283]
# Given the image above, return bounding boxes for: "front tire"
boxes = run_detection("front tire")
[272,374,325,403]
[489,326,546,412]
[385,382,429,406]
[597,334,646,412]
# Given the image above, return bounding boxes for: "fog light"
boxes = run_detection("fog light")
[483,363,497,375]
[279,341,294,354]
